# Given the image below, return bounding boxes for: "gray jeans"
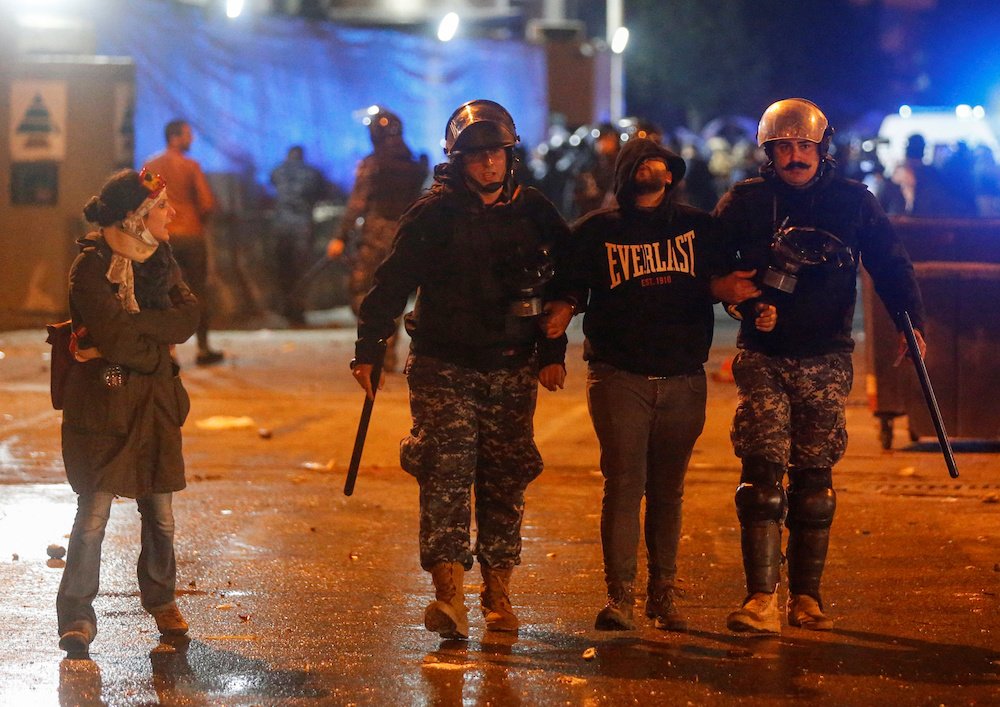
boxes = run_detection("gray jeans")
[586,362,707,587]
[56,492,177,638]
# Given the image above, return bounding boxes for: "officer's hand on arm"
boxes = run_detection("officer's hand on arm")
[894,328,927,366]
[351,363,384,400]
[710,269,760,304]
[542,300,575,339]
[326,238,346,260]
[538,363,566,391]
[754,303,777,332]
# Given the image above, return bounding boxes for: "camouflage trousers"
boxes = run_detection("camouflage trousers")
[400,354,543,572]
[731,350,853,468]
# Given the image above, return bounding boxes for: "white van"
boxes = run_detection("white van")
[875,105,1000,173]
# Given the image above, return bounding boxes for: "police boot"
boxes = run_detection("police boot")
[785,467,836,631]
[425,562,469,639]
[645,578,687,632]
[727,456,785,634]
[479,564,518,632]
[595,583,636,631]
[727,591,781,634]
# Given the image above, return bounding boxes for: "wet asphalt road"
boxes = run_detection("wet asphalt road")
[1,311,998,706]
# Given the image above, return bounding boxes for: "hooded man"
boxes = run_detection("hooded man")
[547,137,772,632]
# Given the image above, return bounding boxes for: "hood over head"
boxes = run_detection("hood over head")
[613,137,687,209]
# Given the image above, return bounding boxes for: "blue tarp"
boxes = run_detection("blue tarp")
[96,1,548,192]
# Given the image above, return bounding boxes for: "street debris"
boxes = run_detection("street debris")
[727,647,754,658]
[46,544,66,559]
[983,493,999,504]
[301,459,336,471]
[195,416,256,431]
[582,647,597,661]
[557,675,587,686]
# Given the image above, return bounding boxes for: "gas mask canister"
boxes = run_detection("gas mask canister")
[761,220,855,294]
[500,245,555,317]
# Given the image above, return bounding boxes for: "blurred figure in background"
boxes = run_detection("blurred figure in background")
[891,134,955,217]
[269,145,327,326]
[326,107,427,371]
[572,123,620,218]
[144,119,221,366]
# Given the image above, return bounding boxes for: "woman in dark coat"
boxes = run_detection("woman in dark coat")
[57,169,200,654]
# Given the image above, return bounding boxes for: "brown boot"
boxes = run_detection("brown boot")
[425,562,469,639]
[787,594,834,631]
[480,565,518,632]
[595,583,636,631]
[645,581,687,632]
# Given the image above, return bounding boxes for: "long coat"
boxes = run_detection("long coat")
[61,235,200,498]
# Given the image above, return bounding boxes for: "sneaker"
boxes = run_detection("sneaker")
[595,588,636,631]
[645,584,688,632]
[787,594,833,631]
[195,350,225,366]
[58,629,92,654]
[727,592,781,634]
[151,603,189,636]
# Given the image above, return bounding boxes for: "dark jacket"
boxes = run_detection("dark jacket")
[61,235,199,497]
[334,141,428,243]
[567,138,728,377]
[354,162,570,371]
[714,164,925,357]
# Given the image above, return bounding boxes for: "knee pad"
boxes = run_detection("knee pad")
[739,455,785,486]
[735,482,786,525]
[786,467,836,530]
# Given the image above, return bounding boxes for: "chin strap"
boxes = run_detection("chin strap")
[467,178,504,195]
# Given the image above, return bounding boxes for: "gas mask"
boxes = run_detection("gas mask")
[499,245,555,317]
[761,220,855,294]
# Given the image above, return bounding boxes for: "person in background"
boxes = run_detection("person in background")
[269,145,327,326]
[57,168,199,654]
[144,119,221,365]
[326,107,427,371]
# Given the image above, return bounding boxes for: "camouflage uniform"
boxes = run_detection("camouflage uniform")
[335,145,426,312]
[335,142,426,369]
[731,350,852,469]
[715,151,924,624]
[353,162,570,574]
[401,355,542,570]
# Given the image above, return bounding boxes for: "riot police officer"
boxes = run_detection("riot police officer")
[327,107,427,370]
[714,98,926,634]
[350,100,571,640]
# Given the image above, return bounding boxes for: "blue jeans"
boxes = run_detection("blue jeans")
[56,492,178,638]
[586,362,707,587]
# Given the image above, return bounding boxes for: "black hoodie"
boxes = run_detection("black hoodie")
[355,161,570,370]
[567,138,729,377]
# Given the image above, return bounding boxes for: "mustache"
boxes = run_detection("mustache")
[783,161,812,171]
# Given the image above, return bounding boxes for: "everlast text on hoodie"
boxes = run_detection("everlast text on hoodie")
[566,138,730,377]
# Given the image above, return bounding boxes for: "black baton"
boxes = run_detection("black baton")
[344,340,387,496]
[902,311,959,479]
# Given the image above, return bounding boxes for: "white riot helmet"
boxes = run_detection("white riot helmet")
[757,98,833,155]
